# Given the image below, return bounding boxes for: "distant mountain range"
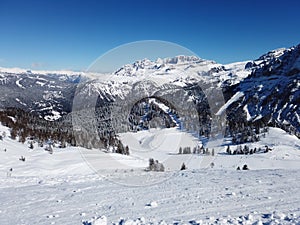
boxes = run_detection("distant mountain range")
[0,44,299,139]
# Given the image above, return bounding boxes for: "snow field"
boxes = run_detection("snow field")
[0,124,300,224]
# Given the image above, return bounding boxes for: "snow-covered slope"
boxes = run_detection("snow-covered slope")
[0,123,300,224]
[1,122,299,176]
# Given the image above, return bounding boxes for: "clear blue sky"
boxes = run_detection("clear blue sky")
[0,0,300,71]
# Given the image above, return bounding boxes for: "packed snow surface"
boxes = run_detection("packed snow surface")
[0,123,299,224]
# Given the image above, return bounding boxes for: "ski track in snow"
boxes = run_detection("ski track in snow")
[0,124,300,224]
[0,170,299,225]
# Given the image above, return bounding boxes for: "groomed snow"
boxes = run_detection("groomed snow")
[0,123,299,224]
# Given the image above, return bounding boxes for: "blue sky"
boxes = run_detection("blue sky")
[0,0,300,71]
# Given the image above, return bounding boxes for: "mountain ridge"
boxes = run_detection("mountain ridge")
[0,44,299,141]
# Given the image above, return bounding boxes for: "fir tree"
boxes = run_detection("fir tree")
[180,163,186,170]
[179,147,182,154]
[242,164,249,170]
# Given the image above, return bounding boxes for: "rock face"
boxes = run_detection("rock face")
[226,45,300,134]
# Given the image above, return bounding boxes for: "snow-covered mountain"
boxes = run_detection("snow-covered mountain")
[0,68,81,121]
[225,45,300,134]
[0,45,299,136]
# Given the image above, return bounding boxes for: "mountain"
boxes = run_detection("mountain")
[0,67,81,121]
[224,45,300,136]
[0,45,299,148]
[71,55,252,142]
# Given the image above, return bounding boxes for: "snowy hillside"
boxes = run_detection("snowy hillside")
[1,123,300,224]
[0,44,300,224]
[1,122,299,176]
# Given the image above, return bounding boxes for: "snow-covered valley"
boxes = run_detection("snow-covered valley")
[0,123,299,225]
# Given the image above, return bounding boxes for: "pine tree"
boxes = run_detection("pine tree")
[179,147,182,154]
[226,145,230,154]
[242,164,249,170]
[180,163,186,170]
[149,158,155,171]
[192,147,196,154]
[201,145,205,154]
[159,163,165,172]
[125,145,130,155]
[205,148,209,155]
[117,141,125,154]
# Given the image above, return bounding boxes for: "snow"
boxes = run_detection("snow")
[7,116,16,123]
[36,81,46,86]
[44,110,62,121]
[254,114,263,121]
[80,56,251,101]
[119,128,199,172]
[15,78,25,89]
[243,104,252,121]
[1,49,300,224]
[148,98,180,126]
[15,98,27,106]
[216,91,244,116]
[0,123,300,224]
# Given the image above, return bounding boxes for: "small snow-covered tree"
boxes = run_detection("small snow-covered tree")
[154,160,165,172]
[45,143,53,154]
[149,158,155,171]
[148,158,164,172]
